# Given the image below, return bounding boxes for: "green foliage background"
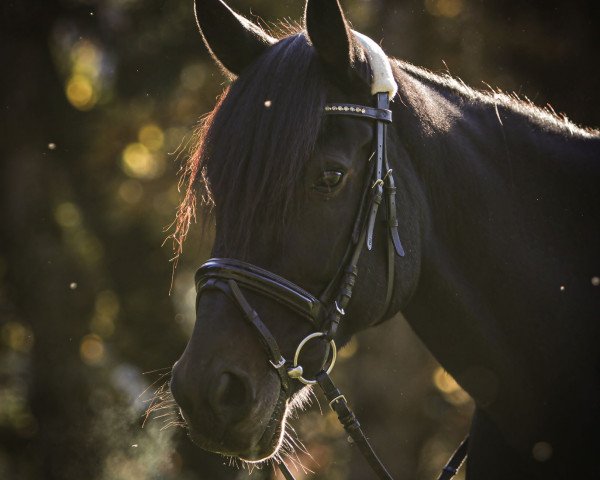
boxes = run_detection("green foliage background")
[0,1,597,479]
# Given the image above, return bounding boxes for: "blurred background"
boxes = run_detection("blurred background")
[0,0,597,479]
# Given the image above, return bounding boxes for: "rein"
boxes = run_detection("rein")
[194,92,468,479]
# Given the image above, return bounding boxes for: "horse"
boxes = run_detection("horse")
[169,0,600,478]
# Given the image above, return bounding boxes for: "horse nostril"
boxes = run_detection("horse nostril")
[209,371,253,424]
[215,372,245,406]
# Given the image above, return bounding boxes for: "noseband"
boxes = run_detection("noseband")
[194,93,467,479]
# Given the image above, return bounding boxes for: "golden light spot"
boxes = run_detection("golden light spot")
[433,367,460,393]
[118,179,144,204]
[138,124,164,152]
[592,276,600,286]
[338,337,358,360]
[66,74,97,111]
[90,290,119,338]
[433,366,471,406]
[96,290,120,317]
[54,202,82,228]
[71,40,101,78]
[90,314,115,338]
[445,387,471,406]
[425,0,464,18]
[1,322,34,353]
[80,334,105,365]
[180,63,206,91]
[121,143,164,179]
[69,282,78,290]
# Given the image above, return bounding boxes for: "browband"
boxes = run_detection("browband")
[324,103,392,123]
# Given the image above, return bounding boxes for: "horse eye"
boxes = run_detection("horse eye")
[313,170,344,192]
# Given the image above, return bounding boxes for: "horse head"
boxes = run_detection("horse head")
[170,0,421,463]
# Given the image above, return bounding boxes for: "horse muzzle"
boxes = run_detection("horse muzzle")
[170,356,286,461]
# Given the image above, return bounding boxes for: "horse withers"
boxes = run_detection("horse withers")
[170,1,600,478]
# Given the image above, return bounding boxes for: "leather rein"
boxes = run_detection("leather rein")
[194,93,468,479]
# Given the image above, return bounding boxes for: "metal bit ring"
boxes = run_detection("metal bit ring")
[288,332,337,385]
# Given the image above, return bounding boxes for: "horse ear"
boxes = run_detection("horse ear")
[194,0,276,77]
[304,0,358,73]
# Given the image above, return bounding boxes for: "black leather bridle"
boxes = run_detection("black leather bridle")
[194,92,468,480]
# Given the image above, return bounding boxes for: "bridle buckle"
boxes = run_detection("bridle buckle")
[269,357,286,369]
[328,394,347,409]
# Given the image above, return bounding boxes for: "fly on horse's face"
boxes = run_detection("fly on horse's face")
[170,0,420,464]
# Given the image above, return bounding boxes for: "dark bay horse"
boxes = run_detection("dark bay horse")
[170,0,600,478]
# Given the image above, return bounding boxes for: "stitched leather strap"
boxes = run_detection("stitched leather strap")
[437,436,469,480]
[384,172,405,257]
[316,370,395,480]
[278,462,296,480]
[227,280,291,392]
[196,258,324,326]
[321,93,402,338]
[197,278,290,392]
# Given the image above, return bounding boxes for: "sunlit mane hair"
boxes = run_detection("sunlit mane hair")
[173,33,330,258]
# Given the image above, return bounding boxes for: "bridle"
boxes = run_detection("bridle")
[194,92,468,479]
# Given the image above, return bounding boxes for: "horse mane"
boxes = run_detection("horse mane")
[396,59,599,138]
[172,32,328,260]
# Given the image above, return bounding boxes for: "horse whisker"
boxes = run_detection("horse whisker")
[153,412,178,420]
[141,367,172,375]
[137,372,172,400]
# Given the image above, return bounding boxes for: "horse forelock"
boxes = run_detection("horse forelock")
[175,33,329,258]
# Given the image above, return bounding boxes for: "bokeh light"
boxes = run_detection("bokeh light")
[0,385,38,438]
[121,142,165,179]
[180,63,207,91]
[433,366,471,406]
[532,441,553,462]
[1,322,34,353]
[424,0,464,18]
[138,124,165,152]
[80,334,106,366]
[54,202,82,228]
[66,73,97,110]
[90,290,120,338]
[118,179,144,204]
[53,35,114,112]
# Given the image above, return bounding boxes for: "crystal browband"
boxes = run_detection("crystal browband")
[324,103,393,123]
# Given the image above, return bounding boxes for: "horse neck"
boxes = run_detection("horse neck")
[389,63,600,432]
